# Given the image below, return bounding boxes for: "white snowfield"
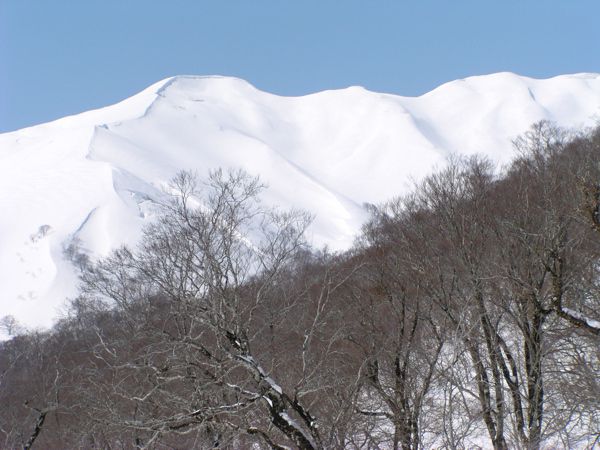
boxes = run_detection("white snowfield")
[1,72,600,332]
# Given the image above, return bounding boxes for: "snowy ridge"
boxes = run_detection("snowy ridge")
[2,72,600,331]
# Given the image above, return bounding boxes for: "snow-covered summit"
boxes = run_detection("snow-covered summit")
[2,72,600,331]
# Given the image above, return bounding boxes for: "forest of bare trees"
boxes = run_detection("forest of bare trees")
[1,122,600,449]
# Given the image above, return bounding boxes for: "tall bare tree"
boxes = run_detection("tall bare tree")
[74,169,358,449]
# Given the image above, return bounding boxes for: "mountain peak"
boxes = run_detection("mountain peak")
[2,72,600,333]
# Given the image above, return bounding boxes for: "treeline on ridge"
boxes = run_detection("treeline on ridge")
[1,122,600,449]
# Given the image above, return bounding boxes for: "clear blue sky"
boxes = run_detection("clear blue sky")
[2,1,599,132]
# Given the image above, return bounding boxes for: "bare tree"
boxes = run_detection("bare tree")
[494,122,600,447]
[74,169,355,449]
[0,332,63,449]
[346,200,448,450]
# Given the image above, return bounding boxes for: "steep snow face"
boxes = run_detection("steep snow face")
[1,73,600,332]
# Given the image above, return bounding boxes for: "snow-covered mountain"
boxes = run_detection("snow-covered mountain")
[2,72,600,332]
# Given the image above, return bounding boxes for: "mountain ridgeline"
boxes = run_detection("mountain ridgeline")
[1,73,600,331]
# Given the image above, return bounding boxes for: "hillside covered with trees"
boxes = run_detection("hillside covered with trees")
[2,122,600,449]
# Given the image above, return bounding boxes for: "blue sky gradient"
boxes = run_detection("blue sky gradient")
[2,1,600,132]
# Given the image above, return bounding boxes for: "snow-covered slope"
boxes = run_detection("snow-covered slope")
[2,72,600,332]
